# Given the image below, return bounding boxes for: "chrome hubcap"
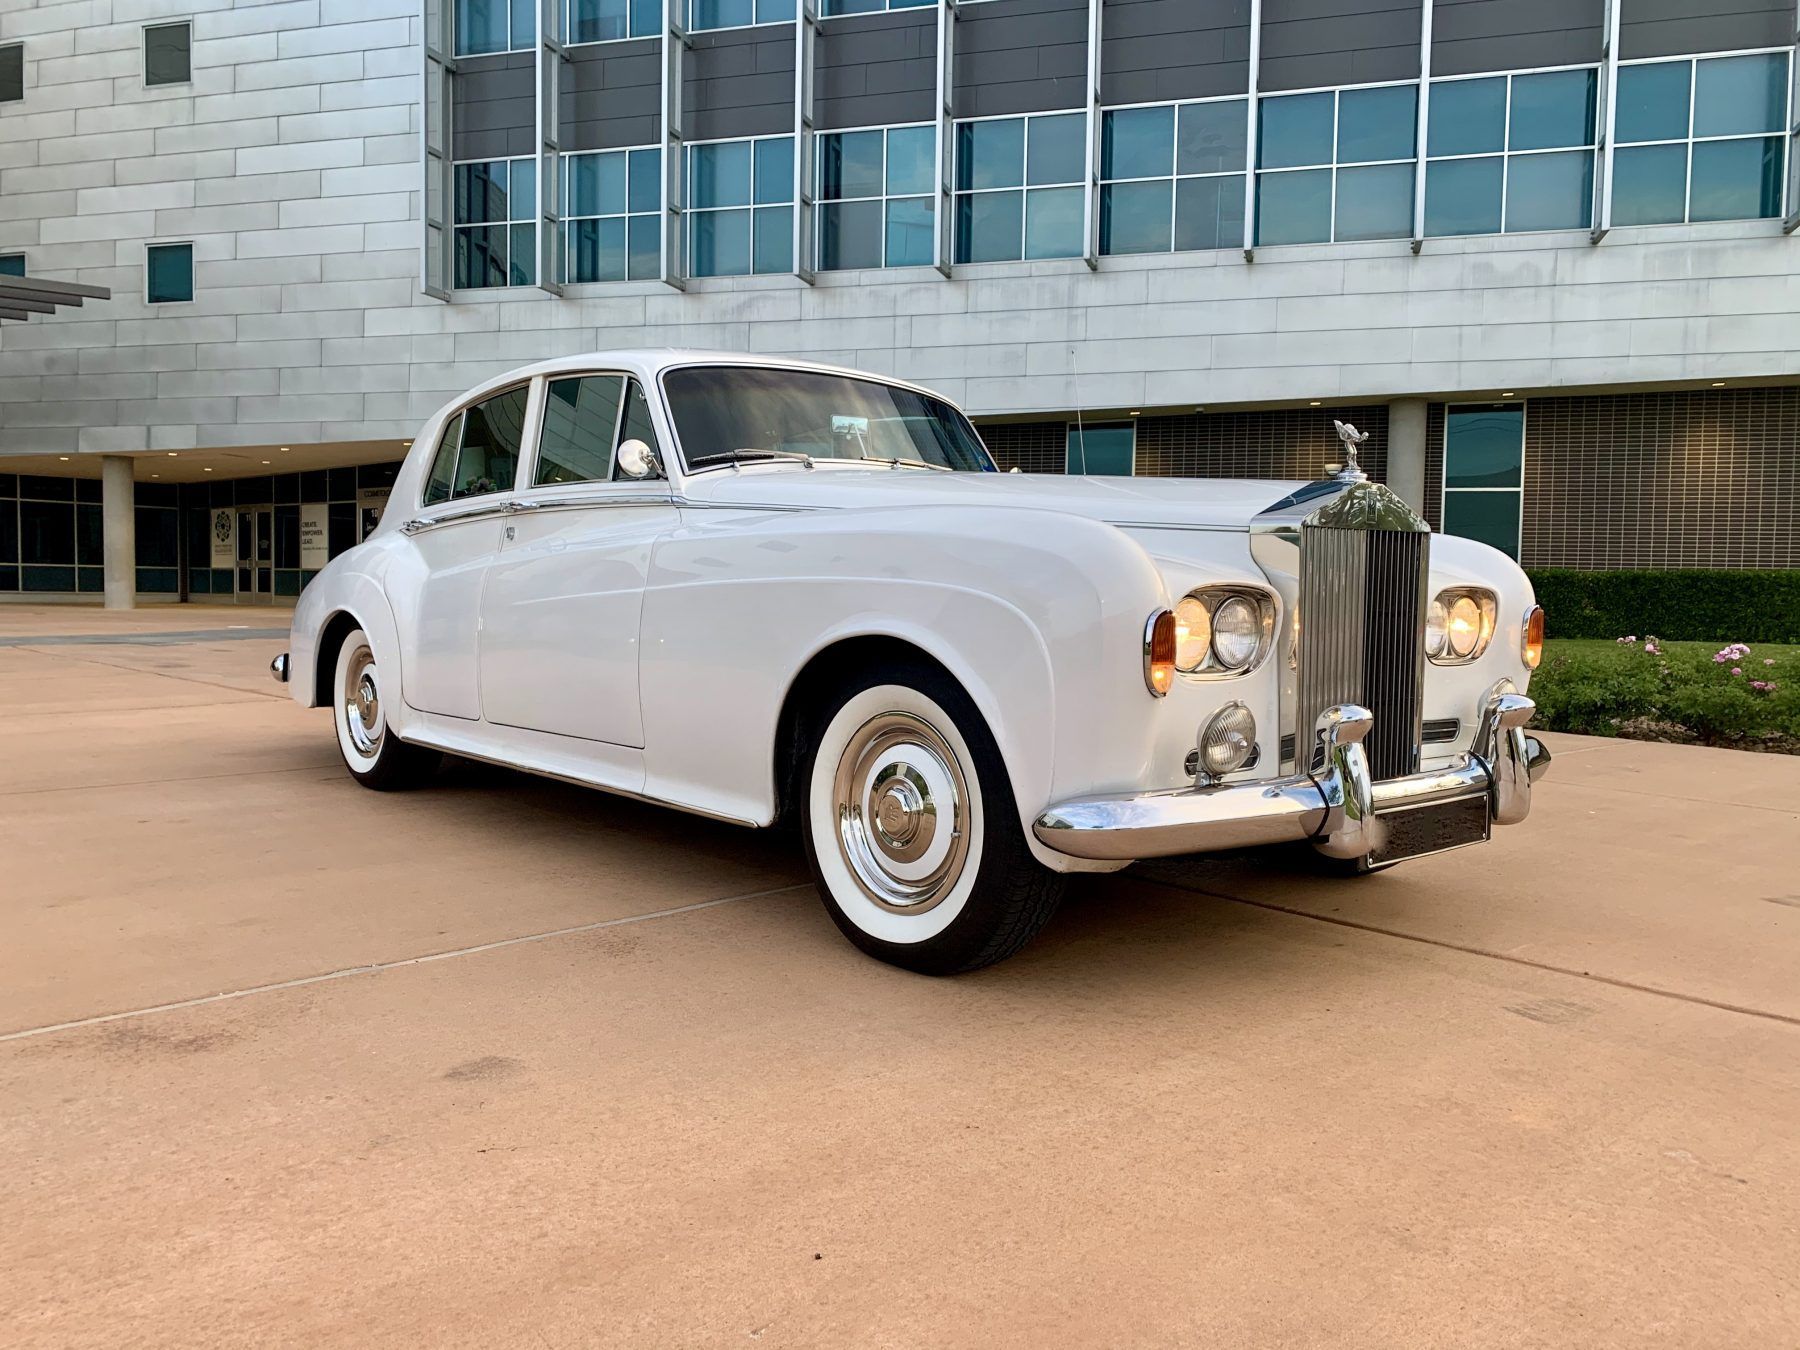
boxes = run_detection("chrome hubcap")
[833,712,970,914]
[342,645,383,759]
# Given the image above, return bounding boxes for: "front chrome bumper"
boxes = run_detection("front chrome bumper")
[1033,688,1551,863]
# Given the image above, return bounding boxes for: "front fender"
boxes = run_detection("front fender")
[289,547,403,716]
[639,504,1170,860]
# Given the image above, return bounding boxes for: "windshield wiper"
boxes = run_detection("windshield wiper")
[867,455,954,472]
[687,448,815,470]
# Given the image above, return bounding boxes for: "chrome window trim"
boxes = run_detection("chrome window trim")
[416,377,541,512]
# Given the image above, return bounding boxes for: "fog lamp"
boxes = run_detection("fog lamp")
[1199,702,1257,777]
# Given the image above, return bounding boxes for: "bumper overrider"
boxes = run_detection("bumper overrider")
[1033,686,1551,863]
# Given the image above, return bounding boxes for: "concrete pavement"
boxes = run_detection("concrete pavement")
[2,605,1797,1348]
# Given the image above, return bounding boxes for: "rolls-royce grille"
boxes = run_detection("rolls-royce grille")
[1298,524,1429,781]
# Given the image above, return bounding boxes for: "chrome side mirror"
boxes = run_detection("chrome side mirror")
[616,438,662,480]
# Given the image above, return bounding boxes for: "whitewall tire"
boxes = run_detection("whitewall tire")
[801,662,1064,974]
[332,626,438,791]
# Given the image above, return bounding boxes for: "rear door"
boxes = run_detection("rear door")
[393,382,532,720]
[477,373,676,747]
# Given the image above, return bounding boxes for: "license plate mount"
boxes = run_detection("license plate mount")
[1370,793,1491,867]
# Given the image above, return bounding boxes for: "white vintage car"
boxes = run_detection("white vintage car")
[276,351,1550,974]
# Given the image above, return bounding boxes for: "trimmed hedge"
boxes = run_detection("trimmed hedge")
[1526,569,1800,644]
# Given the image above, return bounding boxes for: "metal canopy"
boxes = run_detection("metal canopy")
[0,275,112,324]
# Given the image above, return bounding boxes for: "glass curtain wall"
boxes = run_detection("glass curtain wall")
[564,148,662,282]
[1612,51,1789,226]
[816,125,936,270]
[454,158,537,288]
[1100,98,1247,255]
[1255,83,1417,245]
[1424,69,1597,236]
[954,112,1086,263]
[687,136,795,277]
[1442,405,1525,558]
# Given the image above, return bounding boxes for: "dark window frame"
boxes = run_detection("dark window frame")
[0,42,23,104]
[145,241,195,304]
[143,20,192,88]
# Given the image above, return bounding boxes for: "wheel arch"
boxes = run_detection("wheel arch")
[312,609,363,708]
[771,634,970,827]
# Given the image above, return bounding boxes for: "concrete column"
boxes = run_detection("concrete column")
[100,455,136,610]
[1387,398,1428,515]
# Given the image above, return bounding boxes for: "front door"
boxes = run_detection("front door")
[477,373,674,748]
[235,507,274,604]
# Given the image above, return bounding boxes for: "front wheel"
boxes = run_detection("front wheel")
[800,664,1065,975]
[332,626,439,790]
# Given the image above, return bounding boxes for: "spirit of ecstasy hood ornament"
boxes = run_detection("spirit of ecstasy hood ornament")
[1330,420,1370,483]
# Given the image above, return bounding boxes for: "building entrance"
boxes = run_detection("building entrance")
[234,506,274,603]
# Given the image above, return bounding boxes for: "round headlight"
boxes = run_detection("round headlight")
[1199,702,1257,777]
[1425,597,1448,658]
[1447,595,1482,659]
[1211,597,1261,670]
[1173,596,1211,673]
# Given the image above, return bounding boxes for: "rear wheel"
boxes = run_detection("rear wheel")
[800,663,1064,975]
[332,627,439,790]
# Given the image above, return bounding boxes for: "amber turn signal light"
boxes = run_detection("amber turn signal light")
[1145,609,1177,697]
[1522,604,1545,670]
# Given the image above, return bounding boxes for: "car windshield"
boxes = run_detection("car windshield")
[662,366,996,473]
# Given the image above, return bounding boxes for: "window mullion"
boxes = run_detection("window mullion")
[1412,0,1432,251]
[1786,39,1800,231]
[1243,0,1262,258]
[1591,0,1619,241]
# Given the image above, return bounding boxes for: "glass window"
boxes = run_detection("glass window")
[452,385,530,500]
[457,0,534,55]
[1690,137,1783,221]
[1508,69,1595,152]
[454,157,537,287]
[1423,155,1501,236]
[816,125,935,271]
[20,500,74,565]
[537,375,626,485]
[0,254,22,277]
[1611,143,1688,226]
[688,136,795,277]
[1258,92,1333,170]
[1612,52,1789,226]
[1425,68,1597,237]
[954,113,1086,263]
[1104,105,1174,181]
[564,147,661,282]
[570,0,660,42]
[1505,149,1592,232]
[691,0,795,30]
[1066,423,1135,476]
[1442,405,1524,559]
[1692,52,1786,138]
[146,242,193,303]
[1426,77,1504,157]
[0,44,20,104]
[1336,84,1415,164]
[143,21,190,86]
[821,0,933,13]
[664,366,994,472]
[1256,85,1416,245]
[1615,62,1689,144]
[1101,97,1246,257]
[423,413,464,506]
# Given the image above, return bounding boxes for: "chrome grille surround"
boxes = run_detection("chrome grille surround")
[1295,482,1431,782]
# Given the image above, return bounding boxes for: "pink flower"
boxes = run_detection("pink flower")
[1617,635,1637,645]
[1750,680,1778,693]
[1731,667,1743,676]
[1766,659,1776,666]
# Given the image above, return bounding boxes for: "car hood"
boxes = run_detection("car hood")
[680,467,1312,531]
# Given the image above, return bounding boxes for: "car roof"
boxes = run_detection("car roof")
[454,349,949,408]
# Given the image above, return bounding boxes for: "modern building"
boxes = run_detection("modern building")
[0,0,1796,606]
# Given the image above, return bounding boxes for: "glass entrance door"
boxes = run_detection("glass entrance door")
[235,507,274,603]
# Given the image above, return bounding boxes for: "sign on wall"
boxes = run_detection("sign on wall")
[299,504,329,570]
[209,508,235,567]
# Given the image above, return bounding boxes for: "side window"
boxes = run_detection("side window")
[422,412,464,506]
[617,379,662,470]
[451,384,530,500]
[536,375,625,486]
